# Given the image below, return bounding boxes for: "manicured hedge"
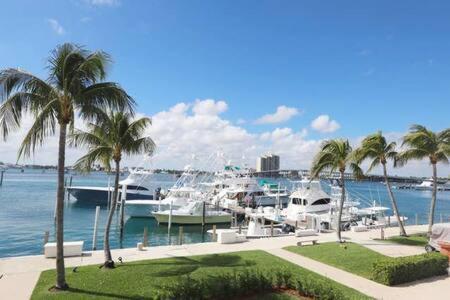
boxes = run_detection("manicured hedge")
[372,252,448,285]
[155,268,355,300]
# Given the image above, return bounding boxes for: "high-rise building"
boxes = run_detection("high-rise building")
[256,153,280,172]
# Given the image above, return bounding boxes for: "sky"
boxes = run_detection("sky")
[0,0,449,176]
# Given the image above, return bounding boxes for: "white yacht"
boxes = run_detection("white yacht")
[153,200,232,225]
[125,166,199,218]
[67,169,154,205]
[212,176,289,209]
[415,179,434,191]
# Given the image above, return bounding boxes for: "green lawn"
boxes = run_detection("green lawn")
[31,250,370,300]
[386,233,428,246]
[285,242,386,279]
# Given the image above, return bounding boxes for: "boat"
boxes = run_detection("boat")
[153,201,232,225]
[414,178,450,191]
[212,176,289,209]
[67,169,154,204]
[125,186,196,217]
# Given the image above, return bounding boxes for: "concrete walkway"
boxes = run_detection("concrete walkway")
[0,224,448,300]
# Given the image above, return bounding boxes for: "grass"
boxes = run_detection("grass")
[31,250,370,300]
[285,242,386,279]
[386,233,428,247]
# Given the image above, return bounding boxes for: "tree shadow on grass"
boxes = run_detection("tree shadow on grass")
[66,287,146,300]
[117,254,256,277]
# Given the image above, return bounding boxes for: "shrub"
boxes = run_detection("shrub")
[157,267,361,300]
[372,252,449,285]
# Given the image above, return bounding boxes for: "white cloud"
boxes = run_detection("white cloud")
[310,115,340,133]
[1,100,448,177]
[255,106,300,124]
[46,19,65,35]
[192,99,227,115]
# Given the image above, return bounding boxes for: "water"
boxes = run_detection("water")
[0,169,449,258]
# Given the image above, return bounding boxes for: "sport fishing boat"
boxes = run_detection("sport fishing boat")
[212,176,289,209]
[66,169,154,205]
[125,165,200,217]
[153,200,232,225]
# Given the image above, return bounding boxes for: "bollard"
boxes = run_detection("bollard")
[212,225,217,242]
[92,206,100,250]
[415,213,419,225]
[179,226,183,245]
[143,227,148,247]
[270,221,274,237]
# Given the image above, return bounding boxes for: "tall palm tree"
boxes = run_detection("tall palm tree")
[311,139,363,242]
[70,110,155,268]
[354,131,407,236]
[0,44,134,289]
[397,125,450,235]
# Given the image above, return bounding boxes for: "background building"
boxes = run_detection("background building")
[256,153,280,172]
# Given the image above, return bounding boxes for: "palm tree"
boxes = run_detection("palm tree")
[0,44,134,289]
[70,110,155,268]
[397,125,450,235]
[311,139,363,242]
[354,131,407,236]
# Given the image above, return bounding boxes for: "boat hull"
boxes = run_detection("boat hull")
[153,213,231,225]
[125,200,182,218]
[67,187,152,204]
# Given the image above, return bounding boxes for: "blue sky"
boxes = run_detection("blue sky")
[0,1,449,175]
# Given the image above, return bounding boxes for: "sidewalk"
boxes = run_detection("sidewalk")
[0,224,447,300]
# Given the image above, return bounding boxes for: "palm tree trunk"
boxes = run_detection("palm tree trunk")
[336,171,345,242]
[382,163,407,236]
[103,160,120,268]
[428,163,438,236]
[55,124,68,289]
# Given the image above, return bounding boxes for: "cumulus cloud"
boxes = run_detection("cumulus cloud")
[1,100,447,177]
[46,19,65,35]
[311,115,340,133]
[255,106,300,124]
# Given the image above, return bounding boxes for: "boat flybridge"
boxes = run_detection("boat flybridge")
[67,168,154,205]
[125,165,200,217]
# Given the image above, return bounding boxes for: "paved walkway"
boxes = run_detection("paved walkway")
[0,224,448,300]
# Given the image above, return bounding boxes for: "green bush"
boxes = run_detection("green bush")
[372,252,449,285]
[157,267,361,300]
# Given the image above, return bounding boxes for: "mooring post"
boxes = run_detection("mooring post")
[92,206,100,250]
[415,213,419,225]
[168,199,173,236]
[0,170,4,186]
[212,224,217,242]
[440,213,443,223]
[43,231,49,245]
[119,184,127,233]
[270,221,274,237]
[387,216,391,227]
[143,226,148,248]
[380,227,385,240]
[202,201,206,227]
[179,226,183,245]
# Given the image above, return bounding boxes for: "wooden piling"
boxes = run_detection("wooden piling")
[415,213,419,225]
[440,214,443,223]
[0,170,4,186]
[212,225,217,242]
[43,231,49,245]
[270,221,274,237]
[202,201,206,227]
[387,216,391,227]
[92,206,100,250]
[179,226,183,245]
[143,227,148,247]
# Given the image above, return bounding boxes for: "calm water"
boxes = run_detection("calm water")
[0,169,450,258]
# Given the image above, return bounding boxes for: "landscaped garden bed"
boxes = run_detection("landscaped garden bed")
[285,242,448,286]
[31,250,370,300]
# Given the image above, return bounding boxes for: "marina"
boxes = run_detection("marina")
[1,168,450,258]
